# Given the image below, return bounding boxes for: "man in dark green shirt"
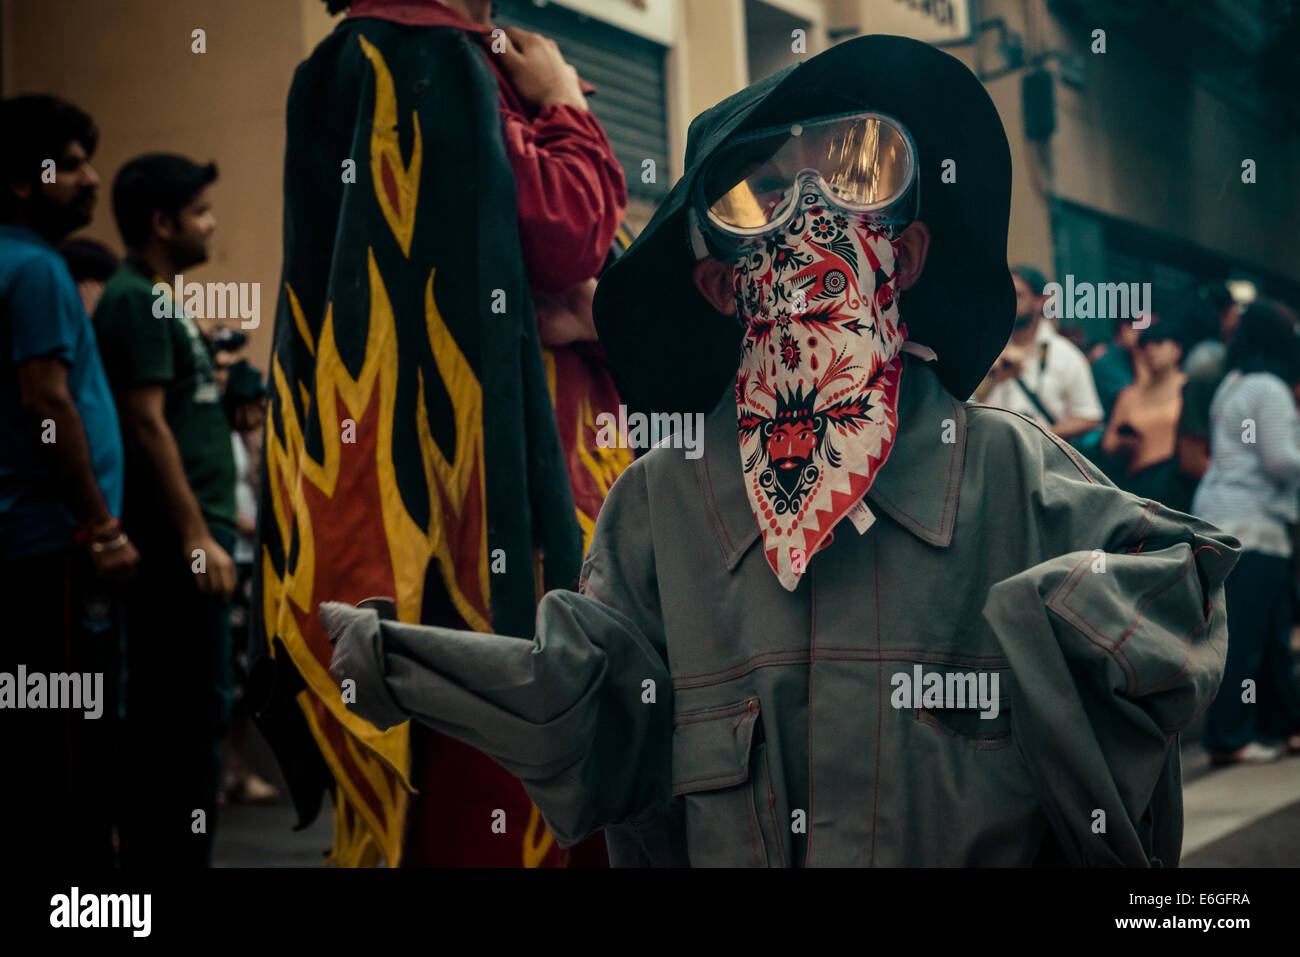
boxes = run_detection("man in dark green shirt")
[95,257,236,533]
[93,152,236,867]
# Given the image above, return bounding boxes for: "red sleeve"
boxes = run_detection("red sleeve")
[500,102,628,295]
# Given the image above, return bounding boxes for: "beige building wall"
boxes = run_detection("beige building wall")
[957,0,1296,286]
[1036,4,1300,281]
[945,36,1059,286]
[666,0,751,183]
[666,0,831,182]
[770,0,1299,290]
[1,0,341,366]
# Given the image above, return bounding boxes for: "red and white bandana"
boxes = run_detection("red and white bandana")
[733,182,909,591]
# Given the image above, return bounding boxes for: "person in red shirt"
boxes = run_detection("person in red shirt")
[346,0,625,298]
[254,0,631,867]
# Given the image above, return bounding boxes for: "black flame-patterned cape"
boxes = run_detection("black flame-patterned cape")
[251,17,585,867]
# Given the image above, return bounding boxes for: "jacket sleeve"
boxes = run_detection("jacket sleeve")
[323,462,673,847]
[981,431,1240,867]
[501,103,628,295]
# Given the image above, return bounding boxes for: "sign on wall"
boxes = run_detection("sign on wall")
[862,0,972,45]
[547,0,674,45]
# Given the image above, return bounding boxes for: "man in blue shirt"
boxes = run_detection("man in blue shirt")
[0,94,138,867]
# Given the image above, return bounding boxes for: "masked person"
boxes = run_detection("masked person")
[323,36,1239,866]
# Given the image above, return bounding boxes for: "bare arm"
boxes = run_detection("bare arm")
[1054,415,1104,441]
[1056,349,1104,439]
[18,356,138,580]
[1177,435,1210,480]
[19,356,115,527]
[118,384,236,597]
[1100,389,1135,458]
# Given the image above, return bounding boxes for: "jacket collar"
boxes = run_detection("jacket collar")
[695,352,966,571]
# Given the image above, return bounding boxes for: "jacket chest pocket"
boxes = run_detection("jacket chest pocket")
[915,698,1014,750]
[671,697,783,867]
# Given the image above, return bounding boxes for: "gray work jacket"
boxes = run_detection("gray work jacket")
[325,353,1239,867]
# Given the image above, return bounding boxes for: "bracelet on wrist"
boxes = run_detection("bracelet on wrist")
[75,517,122,546]
[89,531,129,554]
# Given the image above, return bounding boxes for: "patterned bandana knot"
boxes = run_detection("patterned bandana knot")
[733,180,908,591]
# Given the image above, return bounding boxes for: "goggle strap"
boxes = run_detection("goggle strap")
[686,205,712,263]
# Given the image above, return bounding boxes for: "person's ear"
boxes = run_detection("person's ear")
[693,257,737,315]
[151,208,175,242]
[894,220,931,292]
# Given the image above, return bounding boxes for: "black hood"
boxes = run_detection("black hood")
[593,34,1016,414]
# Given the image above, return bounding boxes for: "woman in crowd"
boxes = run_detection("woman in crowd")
[1194,298,1300,764]
[1090,317,1147,421]
[1100,319,1186,507]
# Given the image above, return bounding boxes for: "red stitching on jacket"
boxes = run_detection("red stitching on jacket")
[815,646,1009,663]
[810,653,1003,668]
[968,403,1098,483]
[764,748,786,868]
[1049,554,1141,691]
[806,568,817,867]
[870,394,963,540]
[673,768,747,790]
[674,698,756,724]
[672,651,812,689]
[705,452,737,553]
[677,647,1005,680]
[582,576,608,607]
[745,769,765,867]
[676,650,811,680]
[941,395,964,532]
[1124,501,1156,550]
[1059,555,1116,647]
[914,707,1014,750]
[916,706,945,737]
[1079,540,1197,682]
[671,649,1011,689]
[1115,559,1194,652]
[697,454,736,555]
[672,708,760,791]
[1051,545,1203,696]
[694,459,733,561]
[1124,560,1206,697]
[871,535,882,866]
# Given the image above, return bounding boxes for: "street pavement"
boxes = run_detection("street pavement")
[212,733,1300,867]
[1182,754,1300,866]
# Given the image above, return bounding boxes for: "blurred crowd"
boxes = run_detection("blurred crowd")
[975,266,1300,765]
[1,94,275,870]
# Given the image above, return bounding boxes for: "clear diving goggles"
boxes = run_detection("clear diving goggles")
[689,110,920,261]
